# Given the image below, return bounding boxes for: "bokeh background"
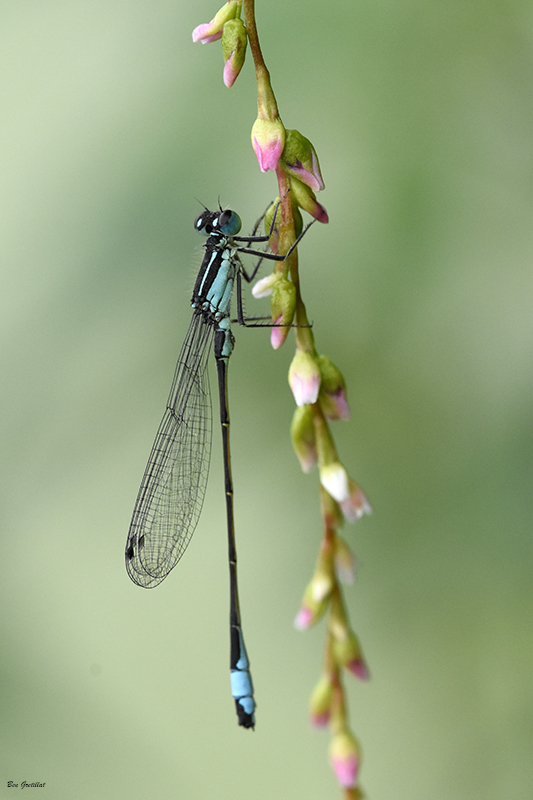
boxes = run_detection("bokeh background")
[1,2,531,798]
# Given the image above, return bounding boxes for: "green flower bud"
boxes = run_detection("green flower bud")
[309,674,334,727]
[281,129,325,192]
[270,275,296,349]
[289,175,329,223]
[221,18,247,87]
[310,537,335,603]
[294,581,329,630]
[291,405,317,473]
[333,534,356,584]
[332,631,369,681]
[317,354,350,421]
[263,196,303,251]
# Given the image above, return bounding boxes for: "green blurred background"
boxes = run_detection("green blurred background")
[1,1,531,798]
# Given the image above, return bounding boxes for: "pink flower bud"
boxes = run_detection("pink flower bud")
[192,23,223,43]
[289,175,329,223]
[251,117,285,172]
[347,656,370,682]
[317,354,350,421]
[332,631,370,681]
[309,675,333,727]
[288,350,321,406]
[221,18,247,87]
[322,386,350,421]
[268,275,295,349]
[294,582,328,630]
[281,129,325,192]
[311,709,330,728]
[294,605,314,631]
[333,535,356,584]
[270,316,288,350]
[192,1,240,43]
[339,479,371,522]
[329,730,361,788]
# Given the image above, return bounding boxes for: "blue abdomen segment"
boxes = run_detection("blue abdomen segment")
[215,317,234,359]
[230,626,255,729]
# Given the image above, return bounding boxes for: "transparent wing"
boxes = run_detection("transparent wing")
[125,312,214,588]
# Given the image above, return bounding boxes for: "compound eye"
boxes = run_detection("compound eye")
[194,212,214,236]
[217,210,242,236]
[218,209,232,228]
[194,213,206,233]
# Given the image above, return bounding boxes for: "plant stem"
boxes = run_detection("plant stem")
[243,0,279,119]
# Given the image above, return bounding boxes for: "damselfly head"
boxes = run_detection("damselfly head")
[194,209,242,238]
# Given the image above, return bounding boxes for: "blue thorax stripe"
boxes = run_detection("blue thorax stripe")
[193,240,235,311]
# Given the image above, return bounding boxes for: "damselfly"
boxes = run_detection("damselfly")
[125,204,310,729]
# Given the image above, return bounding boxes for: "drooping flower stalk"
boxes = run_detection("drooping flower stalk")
[192,2,371,793]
